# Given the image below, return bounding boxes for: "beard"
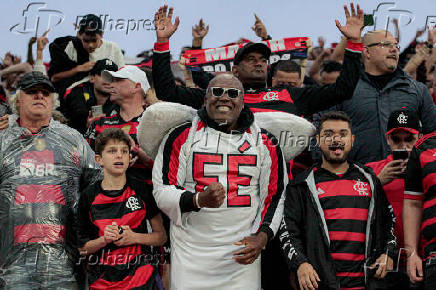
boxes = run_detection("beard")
[321,144,350,165]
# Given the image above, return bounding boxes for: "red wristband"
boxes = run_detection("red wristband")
[346,40,363,52]
[154,42,170,52]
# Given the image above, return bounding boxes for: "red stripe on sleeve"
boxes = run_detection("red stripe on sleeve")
[423,173,436,194]
[14,224,65,244]
[167,127,190,184]
[423,197,436,210]
[420,148,436,169]
[259,133,279,224]
[15,185,65,205]
[421,216,436,232]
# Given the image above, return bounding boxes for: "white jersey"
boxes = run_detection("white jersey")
[153,112,287,289]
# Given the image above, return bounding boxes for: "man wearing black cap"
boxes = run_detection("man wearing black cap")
[62,58,119,134]
[367,110,422,289]
[0,71,100,289]
[152,4,363,118]
[48,14,124,96]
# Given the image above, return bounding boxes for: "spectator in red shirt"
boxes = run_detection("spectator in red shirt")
[367,110,422,289]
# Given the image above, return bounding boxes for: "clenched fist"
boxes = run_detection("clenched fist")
[197,182,226,208]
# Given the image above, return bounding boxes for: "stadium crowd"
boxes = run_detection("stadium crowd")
[0,2,436,290]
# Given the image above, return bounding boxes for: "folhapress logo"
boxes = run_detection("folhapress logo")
[10,2,64,36]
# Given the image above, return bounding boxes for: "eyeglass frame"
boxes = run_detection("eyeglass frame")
[366,41,400,50]
[208,87,242,99]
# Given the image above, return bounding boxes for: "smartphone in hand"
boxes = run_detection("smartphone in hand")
[91,105,103,117]
[392,149,408,160]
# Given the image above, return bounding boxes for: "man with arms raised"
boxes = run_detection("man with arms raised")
[152,4,364,117]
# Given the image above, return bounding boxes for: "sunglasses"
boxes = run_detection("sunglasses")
[209,87,241,99]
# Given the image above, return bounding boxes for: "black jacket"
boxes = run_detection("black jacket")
[62,81,117,134]
[152,42,363,117]
[48,36,90,96]
[279,163,397,290]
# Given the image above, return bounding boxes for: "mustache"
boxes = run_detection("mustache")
[328,144,345,150]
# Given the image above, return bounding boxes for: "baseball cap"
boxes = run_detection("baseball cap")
[90,59,118,76]
[386,110,421,135]
[17,71,55,92]
[233,42,271,65]
[102,65,150,94]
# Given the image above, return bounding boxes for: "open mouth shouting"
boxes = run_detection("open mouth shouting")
[329,144,345,156]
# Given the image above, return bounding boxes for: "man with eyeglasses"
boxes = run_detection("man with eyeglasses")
[367,110,422,289]
[0,71,100,289]
[152,74,287,289]
[328,29,436,164]
[279,111,396,290]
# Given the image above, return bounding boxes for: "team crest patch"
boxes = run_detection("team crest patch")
[126,196,141,211]
[353,180,369,196]
[263,91,279,101]
[397,112,408,124]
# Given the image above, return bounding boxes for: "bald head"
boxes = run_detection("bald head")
[363,30,393,45]
[207,74,243,92]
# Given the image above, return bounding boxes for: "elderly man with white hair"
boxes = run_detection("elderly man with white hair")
[0,71,100,289]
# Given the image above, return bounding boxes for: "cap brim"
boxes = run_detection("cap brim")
[386,127,419,135]
[20,82,55,93]
[101,70,127,82]
[234,43,271,64]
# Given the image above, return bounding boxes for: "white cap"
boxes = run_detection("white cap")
[102,65,150,94]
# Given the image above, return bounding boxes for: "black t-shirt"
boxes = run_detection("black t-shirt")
[365,72,396,91]
[76,177,159,288]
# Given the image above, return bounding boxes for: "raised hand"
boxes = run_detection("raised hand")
[192,18,209,39]
[251,13,268,40]
[37,29,50,52]
[155,5,180,43]
[335,3,364,42]
[427,25,436,45]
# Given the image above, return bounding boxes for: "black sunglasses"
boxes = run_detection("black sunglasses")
[209,87,241,99]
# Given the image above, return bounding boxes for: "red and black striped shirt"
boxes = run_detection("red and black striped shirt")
[314,165,372,290]
[76,177,159,289]
[405,132,436,261]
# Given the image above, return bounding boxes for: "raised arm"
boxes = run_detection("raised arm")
[153,5,205,109]
[291,3,364,116]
